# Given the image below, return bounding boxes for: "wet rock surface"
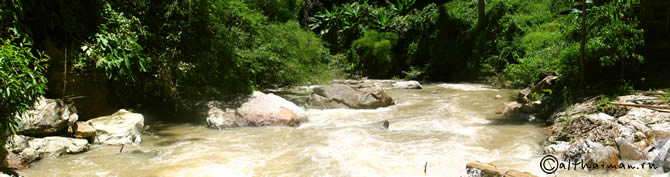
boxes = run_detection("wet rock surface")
[306,80,395,109]
[206,91,307,129]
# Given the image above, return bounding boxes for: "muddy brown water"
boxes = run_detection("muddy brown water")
[18,82,668,176]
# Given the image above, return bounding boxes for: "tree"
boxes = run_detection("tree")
[579,0,586,86]
[478,0,487,28]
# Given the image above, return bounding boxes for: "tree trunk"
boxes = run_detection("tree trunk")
[579,0,586,86]
[478,0,487,28]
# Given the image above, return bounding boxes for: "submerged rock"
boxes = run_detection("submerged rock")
[88,109,144,145]
[306,80,394,109]
[363,120,390,130]
[207,91,306,129]
[495,102,521,116]
[16,96,78,137]
[3,135,88,169]
[392,81,422,89]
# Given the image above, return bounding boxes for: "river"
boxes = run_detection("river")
[17,82,668,176]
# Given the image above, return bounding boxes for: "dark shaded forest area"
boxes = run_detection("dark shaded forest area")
[1,0,669,138]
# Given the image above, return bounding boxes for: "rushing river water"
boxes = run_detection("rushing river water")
[18,82,669,177]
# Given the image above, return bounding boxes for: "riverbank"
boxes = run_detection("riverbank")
[542,93,670,173]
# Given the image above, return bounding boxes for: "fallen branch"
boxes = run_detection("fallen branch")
[613,103,670,110]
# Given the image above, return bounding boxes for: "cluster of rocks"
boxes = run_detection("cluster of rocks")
[2,97,144,171]
[205,79,414,129]
[544,95,670,171]
[496,72,561,121]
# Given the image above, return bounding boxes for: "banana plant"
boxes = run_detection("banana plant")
[309,6,343,36]
[386,0,416,14]
[374,9,395,29]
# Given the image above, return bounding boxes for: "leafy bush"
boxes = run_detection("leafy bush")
[402,65,427,80]
[0,36,49,140]
[237,21,333,87]
[586,1,644,68]
[350,30,398,78]
[76,3,150,82]
[244,0,302,22]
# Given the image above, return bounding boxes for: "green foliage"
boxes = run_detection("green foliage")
[403,65,426,80]
[244,0,302,22]
[529,89,553,102]
[0,36,49,140]
[476,0,646,88]
[237,21,333,87]
[76,3,150,82]
[350,30,398,77]
[586,1,644,67]
[387,0,417,15]
[595,95,614,113]
[309,2,439,77]
[0,0,28,39]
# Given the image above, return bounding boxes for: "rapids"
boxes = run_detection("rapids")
[18,82,668,176]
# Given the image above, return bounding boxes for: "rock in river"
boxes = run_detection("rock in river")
[68,121,96,139]
[87,109,144,145]
[3,135,88,169]
[207,91,307,129]
[16,96,78,137]
[306,80,394,109]
[392,81,422,89]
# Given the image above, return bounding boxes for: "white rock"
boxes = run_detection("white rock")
[392,81,423,89]
[88,109,144,145]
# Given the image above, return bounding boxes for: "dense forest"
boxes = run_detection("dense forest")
[0,0,668,141]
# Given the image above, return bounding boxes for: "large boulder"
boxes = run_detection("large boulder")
[306,80,394,109]
[3,135,88,169]
[207,91,307,129]
[16,96,78,136]
[87,109,144,145]
[392,81,422,89]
